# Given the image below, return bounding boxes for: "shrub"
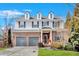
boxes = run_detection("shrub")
[75,44,79,52]
[38,42,44,47]
[73,41,78,45]
[64,43,73,51]
[51,42,63,49]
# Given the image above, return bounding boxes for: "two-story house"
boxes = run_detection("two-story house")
[12,11,69,46]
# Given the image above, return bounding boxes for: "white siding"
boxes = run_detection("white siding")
[26,21,32,29]
[14,13,64,30]
[14,20,64,29]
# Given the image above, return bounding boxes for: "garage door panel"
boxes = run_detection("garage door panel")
[16,37,27,46]
[29,37,39,46]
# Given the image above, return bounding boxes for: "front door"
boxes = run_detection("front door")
[43,33,50,44]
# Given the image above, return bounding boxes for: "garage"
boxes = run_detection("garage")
[16,37,27,46]
[29,37,39,46]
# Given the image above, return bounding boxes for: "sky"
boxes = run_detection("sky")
[0,3,75,28]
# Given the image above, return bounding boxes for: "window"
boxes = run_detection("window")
[71,25,74,32]
[50,13,52,19]
[38,14,41,19]
[18,21,20,28]
[20,22,24,28]
[48,12,54,19]
[24,21,26,28]
[26,13,29,18]
[32,21,34,28]
[25,12,29,19]
[37,21,39,27]
[37,12,41,19]
[42,21,49,27]
[47,21,49,26]
[57,21,60,28]
[55,35,60,41]
[32,21,39,28]
[54,33,63,41]
[54,22,57,28]
[42,22,43,27]
[52,21,55,28]
[18,21,26,28]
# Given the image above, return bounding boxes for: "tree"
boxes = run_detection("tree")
[65,11,72,32]
[73,3,79,32]
[8,28,12,47]
[0,10,23,47]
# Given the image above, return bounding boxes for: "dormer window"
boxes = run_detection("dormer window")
[24,11,30,20]
[50,13,53,19]
[48,11,54,19]
[37,12,42,19]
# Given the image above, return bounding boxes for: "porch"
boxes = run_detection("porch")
[40,28,65,46]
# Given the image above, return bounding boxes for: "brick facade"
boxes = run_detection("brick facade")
[12,29,69,46]
[12,32,41,46]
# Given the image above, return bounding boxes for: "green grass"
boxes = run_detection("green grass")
[38,48,79,56]
[0,48,6,51]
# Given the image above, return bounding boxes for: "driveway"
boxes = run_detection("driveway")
[0,46,38,56]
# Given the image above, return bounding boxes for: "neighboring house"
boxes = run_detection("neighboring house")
[12,11,69,46]
[0,30,4,47]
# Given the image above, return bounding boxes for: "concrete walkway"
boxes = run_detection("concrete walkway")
[0,46,38,56]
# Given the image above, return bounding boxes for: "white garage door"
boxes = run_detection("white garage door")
[29,37,39,46]
[16,37,27,46]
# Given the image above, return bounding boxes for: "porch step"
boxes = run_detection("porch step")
[43,43,50,47]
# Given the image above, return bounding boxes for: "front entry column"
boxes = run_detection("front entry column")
[41,30,43,43]
[49,30,52,45]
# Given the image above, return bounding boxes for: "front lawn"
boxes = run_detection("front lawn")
[0,48,5,51]
[38,48,79,56]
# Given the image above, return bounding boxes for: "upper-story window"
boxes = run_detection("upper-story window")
[24,21,26,28]
[55,22,57,28]
[37,21,39,27]
[18,21,20,28]
[24,11,30,20]
[37,12,42,19]
[53,21,60,28]
[47,21,49,26]
[50,13,53,19]
[32,21,39,28]
[53,21,59,28]
[48,11,54,19]
[42,21,49,27]
[57,21,60,28]
[38,14,41,18]
[18,21,26,28]
[52,21,55,28]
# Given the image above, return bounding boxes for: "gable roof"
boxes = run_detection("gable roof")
[16,15,63,22]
